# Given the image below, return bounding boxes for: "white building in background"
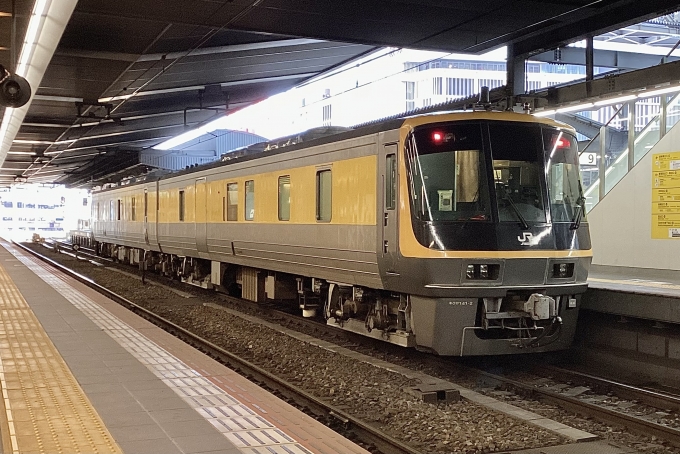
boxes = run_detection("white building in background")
[0,185,90,239]
[208,47,600,140]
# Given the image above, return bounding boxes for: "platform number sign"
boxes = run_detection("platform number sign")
[579,152,597,166]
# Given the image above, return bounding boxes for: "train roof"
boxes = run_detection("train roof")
[93,110,574,193]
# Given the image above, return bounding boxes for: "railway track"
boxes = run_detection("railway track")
[467,367,680,448]
[17,241,421,454]
[21,239,680,451]
[537,365,680,413]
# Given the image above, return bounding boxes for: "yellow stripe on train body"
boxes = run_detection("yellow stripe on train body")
[110,155,378,226]
[94,110,591,259]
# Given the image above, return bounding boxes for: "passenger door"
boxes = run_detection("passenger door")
[153,181,161,250]
[143,189,149,246]
[381,143,399,274]
[195,177,208,253]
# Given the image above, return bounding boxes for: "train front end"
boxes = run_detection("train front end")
[387,112,591,356]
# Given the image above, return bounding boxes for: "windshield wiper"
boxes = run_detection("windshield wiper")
[569,180,586,230]
[503,194,529,230]
[570,195,586,230]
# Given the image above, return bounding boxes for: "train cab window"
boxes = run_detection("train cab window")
[227,183,238,221]
[131,197,136,221]
[385,154,396,210]
[245,180,255,221]
[179,190,185,222]
[407,124,490,222]
[488,124,547,224]
[316,170,331,222]
[278,176,291,221]
[543,129,584,223]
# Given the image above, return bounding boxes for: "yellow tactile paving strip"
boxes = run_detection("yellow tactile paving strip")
[0,264,122,454]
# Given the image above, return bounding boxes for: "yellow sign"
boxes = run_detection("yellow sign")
[652,152,680,238]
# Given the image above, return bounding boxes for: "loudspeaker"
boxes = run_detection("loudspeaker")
[0,65,32,108]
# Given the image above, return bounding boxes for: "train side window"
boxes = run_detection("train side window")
[316,169,331,222]
[227,183,238,221]
[245,180,255,221]
[131,197,136,221]
[179,190,185,222]
[109,200,114,220]
[278,176,291,221]
[385,154,396,210]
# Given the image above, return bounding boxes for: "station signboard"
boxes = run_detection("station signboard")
[652,151,680,239]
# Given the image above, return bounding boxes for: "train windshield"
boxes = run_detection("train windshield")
[543,129,584,223]
[407,121,583,226]
[488,123,547,224]
[406,123,492,222]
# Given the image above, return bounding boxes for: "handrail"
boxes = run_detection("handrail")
[580,92,680,212]
[577,103,627,158]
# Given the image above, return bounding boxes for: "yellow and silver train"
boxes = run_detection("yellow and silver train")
[88,110,591,356]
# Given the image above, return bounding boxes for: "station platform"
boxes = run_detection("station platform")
[583,264,680,324]
[0,239,369,454]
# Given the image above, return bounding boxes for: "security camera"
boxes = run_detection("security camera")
[0,64,32,108]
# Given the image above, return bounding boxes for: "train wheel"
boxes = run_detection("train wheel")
[324,283,340,320]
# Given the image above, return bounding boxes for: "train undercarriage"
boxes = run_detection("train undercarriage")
[93,241,576,355]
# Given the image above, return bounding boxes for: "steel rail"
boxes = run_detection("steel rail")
[470,368,680,448]
[15,241,422,454]
[540,364,680,412]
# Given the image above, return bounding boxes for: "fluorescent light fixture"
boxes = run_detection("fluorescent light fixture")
[593,95,636,106]
[533,109,556,117]
[556,103,594,113]
[637,85,680,99]
[16,0,50,77]
[7,151,36,155]
[29,167,77,174]
[98,94,133,103]
[12,138,77,145]
[154,121,222,150]
[52,151,102,159]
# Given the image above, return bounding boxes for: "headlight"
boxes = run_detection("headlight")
[465,264,499,280]
[552,263,574,278]
[466,264,475,279]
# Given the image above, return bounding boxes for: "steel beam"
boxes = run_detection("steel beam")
[530,47,679,70]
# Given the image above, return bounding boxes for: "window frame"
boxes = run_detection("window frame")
[245,180,255,221]
[278,175,291,221]
[316,169,332,222]
[385,153,396,210]
[226,182,238,221]
[179,189,185,222]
